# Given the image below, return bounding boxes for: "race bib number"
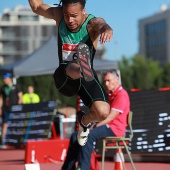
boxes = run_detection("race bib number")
[62,44,79,62]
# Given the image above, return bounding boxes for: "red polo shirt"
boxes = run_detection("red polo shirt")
[107,85,130,137]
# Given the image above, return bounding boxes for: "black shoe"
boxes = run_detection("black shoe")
[76,43,94,82]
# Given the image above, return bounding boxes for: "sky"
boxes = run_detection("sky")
[0,0,170,61]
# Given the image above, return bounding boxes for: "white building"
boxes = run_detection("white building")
[0,5,57,64]
[139,4,170,65]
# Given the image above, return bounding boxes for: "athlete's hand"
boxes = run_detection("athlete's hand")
[100,28,113,44]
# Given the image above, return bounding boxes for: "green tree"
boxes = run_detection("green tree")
[118,56,133,90]
[162,63,170,87]
[131,55,163,89]
[119,55,163,90]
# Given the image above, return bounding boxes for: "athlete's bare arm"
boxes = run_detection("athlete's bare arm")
[87,17,113,45]
[28,0,63,24]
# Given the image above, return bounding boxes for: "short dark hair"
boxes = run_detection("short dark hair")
[61,0,86,8]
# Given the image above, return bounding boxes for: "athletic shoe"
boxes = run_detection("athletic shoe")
[77,126,90,146]
[77,111,93,146]
[77,42,94,81]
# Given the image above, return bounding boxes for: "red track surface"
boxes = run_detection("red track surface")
[0,149,170,170]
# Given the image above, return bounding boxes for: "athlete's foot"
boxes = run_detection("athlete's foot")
[77,111,93,146]
[77,126,90,146]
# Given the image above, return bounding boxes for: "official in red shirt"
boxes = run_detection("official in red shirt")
[61,70,130,170]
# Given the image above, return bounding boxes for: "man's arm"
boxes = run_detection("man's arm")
[28,0,63,23]
[96,109,119,127]
[18,92,23,104]
[88,17,113,44]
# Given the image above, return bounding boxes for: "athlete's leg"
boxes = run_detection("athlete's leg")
[53,65,81,97]
[77,73,110,126]
[77,75,110,146]
[81,100,110,125]
[77,101,110,146]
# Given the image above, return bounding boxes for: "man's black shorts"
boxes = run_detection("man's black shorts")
[53,65,108,107]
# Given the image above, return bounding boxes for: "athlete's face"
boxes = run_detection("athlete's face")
[104,72,119,91]
[63,3,85,32]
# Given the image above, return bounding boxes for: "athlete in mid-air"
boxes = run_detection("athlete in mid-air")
[28,0,113,145]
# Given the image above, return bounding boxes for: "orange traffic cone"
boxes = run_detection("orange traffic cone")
[114,148,125,170]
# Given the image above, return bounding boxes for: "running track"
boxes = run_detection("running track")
[0,149,170,170]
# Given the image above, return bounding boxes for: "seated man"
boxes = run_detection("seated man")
[61,70,130,170]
